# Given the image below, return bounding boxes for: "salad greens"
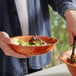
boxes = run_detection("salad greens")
[18,38,32,46]
[67,55,76,65]
[17,37,50,46]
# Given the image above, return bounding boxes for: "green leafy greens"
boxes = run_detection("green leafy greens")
[17,37,50,46]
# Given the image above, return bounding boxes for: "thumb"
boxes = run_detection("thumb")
[1,31,10,38]
[0,32,11,44]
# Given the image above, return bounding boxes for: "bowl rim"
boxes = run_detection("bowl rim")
[60,49,76,68]
[9,35,58,47]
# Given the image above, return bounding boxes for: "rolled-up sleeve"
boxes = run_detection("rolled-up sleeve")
[48,0,76,17]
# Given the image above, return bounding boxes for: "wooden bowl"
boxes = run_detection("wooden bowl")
[60,49,76,76]
[9,35,58,56]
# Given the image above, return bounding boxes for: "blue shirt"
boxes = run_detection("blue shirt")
[0,0,76,76]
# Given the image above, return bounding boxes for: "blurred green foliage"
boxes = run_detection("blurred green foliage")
[44,5,72,68]
[49,6,71,52]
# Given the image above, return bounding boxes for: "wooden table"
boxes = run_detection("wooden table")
[26,64,72,76]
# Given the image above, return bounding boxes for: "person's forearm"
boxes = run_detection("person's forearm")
[49,0,76,18]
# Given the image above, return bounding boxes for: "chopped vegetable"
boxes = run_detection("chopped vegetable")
[67,55,76,65]
[16,37,51,46]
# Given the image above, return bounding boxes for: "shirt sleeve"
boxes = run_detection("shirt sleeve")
[48,0,76,17]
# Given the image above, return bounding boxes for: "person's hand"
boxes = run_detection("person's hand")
[64,9,76,46]
[0,31,28,58]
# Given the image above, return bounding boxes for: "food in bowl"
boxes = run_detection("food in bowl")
[10,35,58,56]
[60,49,76,76]
[67,55,76,66]
[14,36,51,46]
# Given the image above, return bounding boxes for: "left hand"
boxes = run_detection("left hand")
[64,9,76,46]
[0,32,31,58]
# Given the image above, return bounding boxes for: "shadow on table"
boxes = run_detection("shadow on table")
[43,73,71,76]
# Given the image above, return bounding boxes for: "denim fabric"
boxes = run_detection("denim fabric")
[48,0,76,17]
[0,0,76,76]
[28,0,52,69]
[0,50,24,76]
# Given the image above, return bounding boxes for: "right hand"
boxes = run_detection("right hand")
[0,31,27,58]
[64,9,76,46]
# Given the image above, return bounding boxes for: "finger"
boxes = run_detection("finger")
[0,42,27,58]
[0,31,10,38]
[0,36,11,42]
[69,31,74,47]
[0,32,11,44]
[0,42,12,55]
[0,37,11,44]
[9,54,27,58]
[6,46,27,58]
